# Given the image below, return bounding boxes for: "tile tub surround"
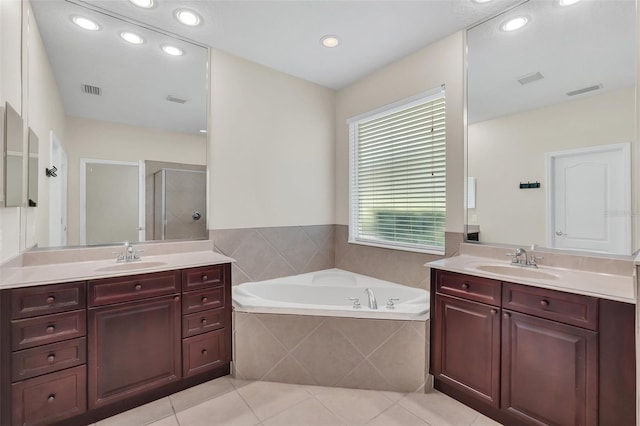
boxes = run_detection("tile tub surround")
[211,224,461,289]
[211,225,335,285]
[336,225,463,290]
[89,376,499,426]
[233,311,428,393]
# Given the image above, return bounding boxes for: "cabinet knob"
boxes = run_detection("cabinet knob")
[47,354,56,363]
[490,309,497,315]
[174,296,180,302]
[201,297,208,304]
[201,349,208,355]
[201,318,207,326]
[503,313,510,319]
[47,394,56,403]
[46,325,55,333]
[461,282,470,290]
[46,296,55,304]
[134,284,142,291]
[202,275,208,281]
[540,299,549,307]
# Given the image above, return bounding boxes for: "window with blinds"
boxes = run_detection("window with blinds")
[348,87,446,254]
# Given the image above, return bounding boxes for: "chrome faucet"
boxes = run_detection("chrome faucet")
[115,242,143,263]
[365,288,378,309]
[506,247,543,268]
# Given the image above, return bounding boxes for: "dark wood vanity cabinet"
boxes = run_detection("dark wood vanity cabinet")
[1,263,232,426]
[430,269,635,426]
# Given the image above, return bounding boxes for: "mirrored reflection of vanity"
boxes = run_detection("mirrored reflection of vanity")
[466,0,637,256]
[22,0,209,249]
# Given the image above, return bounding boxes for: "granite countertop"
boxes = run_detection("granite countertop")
[427,255,636,304]
[1,250,235,289]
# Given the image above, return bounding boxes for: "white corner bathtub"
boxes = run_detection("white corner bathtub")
[232,268,429,320]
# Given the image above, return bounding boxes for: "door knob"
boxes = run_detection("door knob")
[556,231,564,236]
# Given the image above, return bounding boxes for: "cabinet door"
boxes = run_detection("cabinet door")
[88,294,181,409]
[433,294,500,407]
[501,310,597,426]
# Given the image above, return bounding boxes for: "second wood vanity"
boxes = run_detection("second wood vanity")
[429,267,635,426]
[0,259,232,426]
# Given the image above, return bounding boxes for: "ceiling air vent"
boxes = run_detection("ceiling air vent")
[517,72,544,85]
[81,83,101,96]
[567,84,602,97]
[166,95,187,104]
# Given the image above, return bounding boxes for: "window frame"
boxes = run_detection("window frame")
[347,86,446,255]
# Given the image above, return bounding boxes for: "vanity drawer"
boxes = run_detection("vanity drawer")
[182,286,225,315]
[182,264,227,292]
[11,282,86,319]
[12,310,86,351]
[12,365,86,426]
[12,338,86,382]
[88,270,180,307]
[182,329,229,378]
[503,282,598,330]
[182,308,225,338]
[436,271,501,306]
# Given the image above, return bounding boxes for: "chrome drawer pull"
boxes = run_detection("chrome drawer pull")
[201,297,208,304]
[201,318,207,326]
[201,349,208,355]
[134,284,142,291]
[202,275,208,281]
[461,282,470,290]
[46,296,55,304]
[47,354,55,363]
[46,325,55,333]
[540,299,549,307]
[47,394,56,403]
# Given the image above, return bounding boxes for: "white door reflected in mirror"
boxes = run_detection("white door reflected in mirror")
[546,143,631,255]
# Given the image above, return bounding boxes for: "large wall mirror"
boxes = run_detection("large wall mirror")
[466,0,637,255]
[27,0,208,248]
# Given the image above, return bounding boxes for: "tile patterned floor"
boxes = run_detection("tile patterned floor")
[90,376,502,426]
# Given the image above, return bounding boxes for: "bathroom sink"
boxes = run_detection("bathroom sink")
[474,264,558,280]
[96,261,168,272]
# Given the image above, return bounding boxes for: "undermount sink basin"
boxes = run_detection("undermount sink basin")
[474,264,559,280]
[96,261,168,272]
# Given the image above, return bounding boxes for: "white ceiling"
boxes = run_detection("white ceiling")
[467,0,636,123]
[30,0,636,134]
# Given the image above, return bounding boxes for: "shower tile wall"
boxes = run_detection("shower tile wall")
[211,225,463,288]
[210,225,335,285]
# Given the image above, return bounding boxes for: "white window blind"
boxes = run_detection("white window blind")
[348,88,446,254]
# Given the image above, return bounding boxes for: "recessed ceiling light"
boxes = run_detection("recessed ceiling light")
[199,129,207,134]
[175,9,201,26]
[120,32,144,44]
[161,45,184,56]
[501,16,528,32]
[321,35,340,48]
[559,0,581,5]
[72,16,100,31]
[129,0,154,8]
[472,0,493,3]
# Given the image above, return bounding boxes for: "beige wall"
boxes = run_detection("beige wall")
[209,49,336,230]
[468,87,636,248]
[334,32,465,234]
[25,0,66,248]
[0,0,24,262]
[64,116,206,245]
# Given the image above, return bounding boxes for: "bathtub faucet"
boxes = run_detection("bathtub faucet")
[364,288,378,309]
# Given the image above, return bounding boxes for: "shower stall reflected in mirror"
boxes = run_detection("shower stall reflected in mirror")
[151,167,207,241]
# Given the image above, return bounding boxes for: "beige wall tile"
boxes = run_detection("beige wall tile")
[234,314,288,380]
[263,354,317,385]
[258,314,323,351]
[291,322,363,386]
